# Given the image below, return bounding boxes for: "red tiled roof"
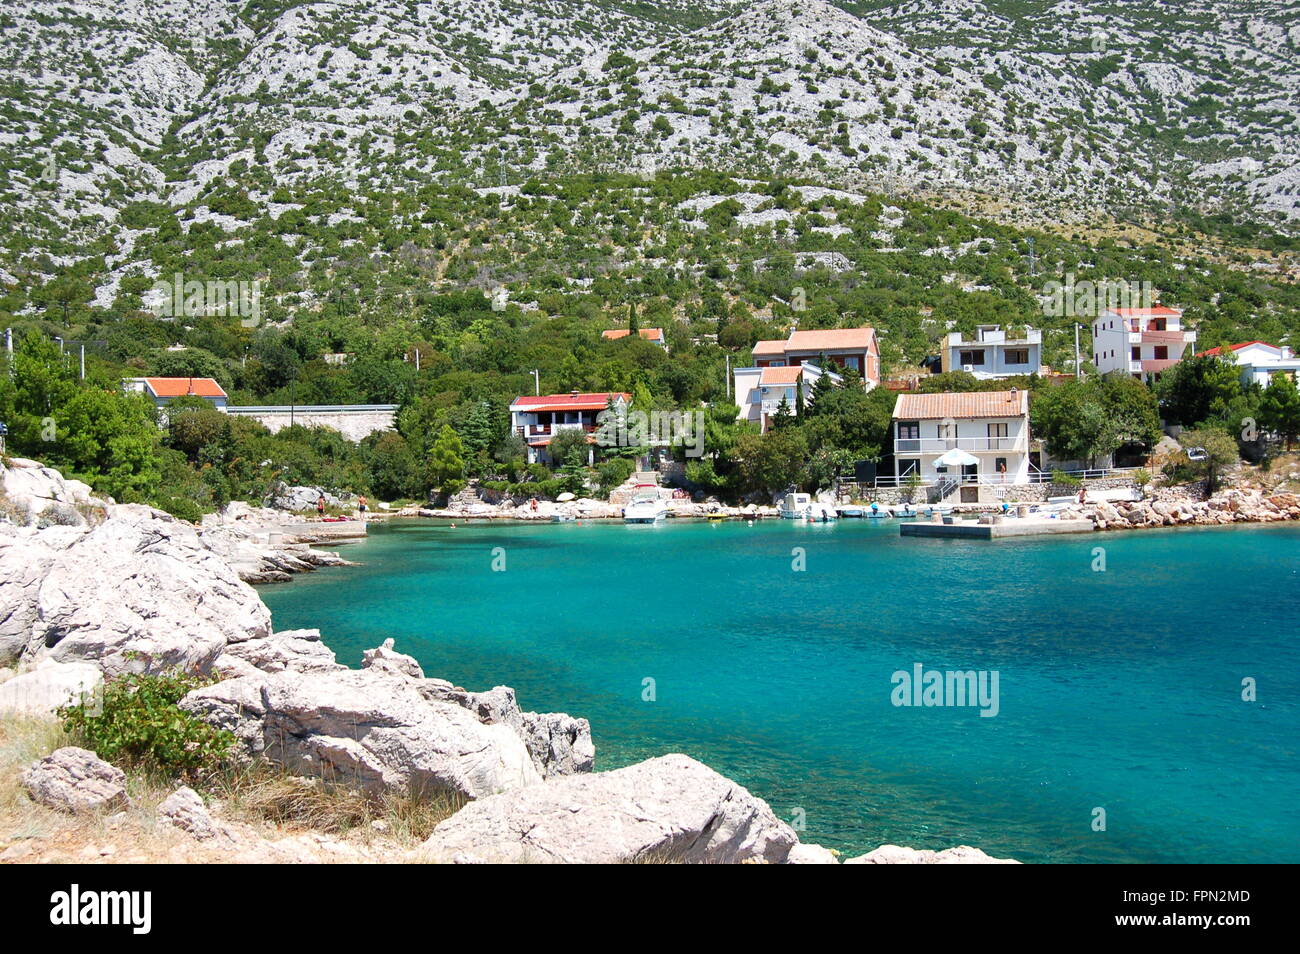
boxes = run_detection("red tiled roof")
[760,366,804,385]
[602,328,664,342]
[143,377,226,398]
[1198,340,1272,357]
[752,327,877,356]
[784,328,875,351]
[510,392,630,412]
[1109,305,1182,317]
[892,390,1028,420]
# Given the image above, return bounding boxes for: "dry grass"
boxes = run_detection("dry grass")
[210,767,465,844]
[0,714,463,862]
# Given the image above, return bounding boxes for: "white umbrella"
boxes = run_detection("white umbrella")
[933,448,979,468]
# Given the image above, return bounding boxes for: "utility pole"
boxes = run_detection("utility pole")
[1074,323,1081,377]
[4,327,11,354]
[725,355,731,399]
[79,343,84,380]
[531,369,540,396]
[1026,236,1037,276]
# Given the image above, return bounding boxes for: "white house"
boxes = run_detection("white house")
[1198,340,1300,387]
[1092,305,1196,384]
[734,362,843,433]
[508,391,630,465]
[892,390,1031,502]
[940,325,1044,378]
[123,377,228,410]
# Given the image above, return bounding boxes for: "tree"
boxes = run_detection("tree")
[735,427,807,494]
[1177,427,1239,492]
[366,431,423,499]
[1258,373,1300,449]
[1156,355,1244,426]
[547,426,590,468]
[428,424,465,492]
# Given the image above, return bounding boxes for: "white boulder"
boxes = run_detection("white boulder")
[0,504,271,674]
[422,754,798,864]
[0,660,103,717]
[22,747,129,814]
[180,668,541,799]
[844,844,1019,864]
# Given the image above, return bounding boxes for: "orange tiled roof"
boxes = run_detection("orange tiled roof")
[144,377,226,398]
[892,390,1028,420]
[511,392,630,412]
[1198,340,1271,356]
[602,328,664,342]
[1109,305,1182,317]
[760,366,804,385]
[785,328,875,351]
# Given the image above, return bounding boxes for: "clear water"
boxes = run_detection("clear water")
[259,518,1300,863]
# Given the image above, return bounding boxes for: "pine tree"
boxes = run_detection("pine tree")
[1259,372,1300,449]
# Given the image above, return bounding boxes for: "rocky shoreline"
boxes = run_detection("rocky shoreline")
[0,458,1016,863]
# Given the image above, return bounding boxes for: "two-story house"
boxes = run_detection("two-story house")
[940,325,1044,378]
[509,391,630,464]
[892,390,1031,502]
[1092,305,1196,384]
[733,362,844,433]
[749,327,880,385]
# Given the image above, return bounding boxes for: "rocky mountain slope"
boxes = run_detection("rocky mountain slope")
[1,0,1295,275]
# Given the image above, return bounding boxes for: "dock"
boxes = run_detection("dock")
[900,517,1095,539]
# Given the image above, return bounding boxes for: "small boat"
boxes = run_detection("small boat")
[779,492,812,519]
[893,505,918,519]
[624,489,669,524]
[838,505,865,519]
[551,514,576,523]
[805,502,837,523]
[866,504,891,519]
[706,512,728,522]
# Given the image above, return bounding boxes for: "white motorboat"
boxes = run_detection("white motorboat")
[623,488,669,524]
[779,492,812,519]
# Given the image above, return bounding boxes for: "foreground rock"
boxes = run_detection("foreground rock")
[159,786,228,841]
[361,641,595,779]
[214,629,345,679]
[22,747,129,814]
[0,660,102,717]
[0,504,270,674]
[180,668,542,798]
[845,844,1019,864]
[422,754,798,864]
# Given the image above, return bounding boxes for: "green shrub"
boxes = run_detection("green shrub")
[1051,469,1081,487]
[60,671,236,777]
[155,495,204,523]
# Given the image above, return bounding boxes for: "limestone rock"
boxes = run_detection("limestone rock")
[844,844,1019,864]
[158,786,224,840]
[214,629,343,679]
[22,747,129,814]
[422,753,797,864]
[264,483,341,512]
[180,668,541,798]
[361,638,424,679]
[786,842,841,864]
[0,504,270,674]
[0,660,103,717]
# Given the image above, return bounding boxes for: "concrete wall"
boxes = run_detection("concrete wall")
[226,405,398,442]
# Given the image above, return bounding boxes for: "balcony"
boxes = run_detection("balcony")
[517,423,598,439]
[894,435,1026,454]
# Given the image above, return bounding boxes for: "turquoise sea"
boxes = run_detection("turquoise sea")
[259,518,1300,863]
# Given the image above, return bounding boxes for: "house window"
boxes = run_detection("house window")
[988,422,1007,449]
[844,355,861,370]
[937,422,954,439]
[898,459,920,477]
[1154,346,1168,360]
[1131,346,1140,361]
[959,350,986,366]
[1005,349,1029,365]
[897,421,920,452]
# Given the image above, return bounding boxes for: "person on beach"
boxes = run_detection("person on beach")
[1078,485,1087,505]
[530,497,538,512]
[316,494,326,517]
[357,494,368,515]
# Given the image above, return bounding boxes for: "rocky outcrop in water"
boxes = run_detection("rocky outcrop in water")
[421,753,798,864]
[1078,488,1300,531]
[844,844,1019,864]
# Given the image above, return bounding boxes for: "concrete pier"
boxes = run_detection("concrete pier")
[900,518,1094,539]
